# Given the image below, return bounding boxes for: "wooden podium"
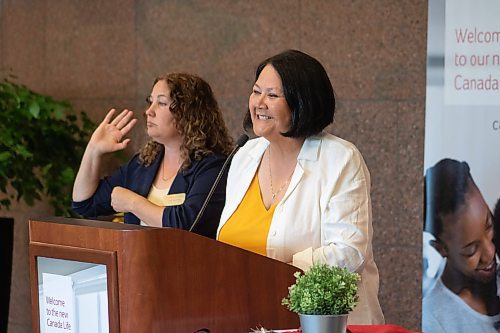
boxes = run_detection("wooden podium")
[29,217,300,333]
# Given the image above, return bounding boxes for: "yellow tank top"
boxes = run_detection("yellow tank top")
[218,173,276,256]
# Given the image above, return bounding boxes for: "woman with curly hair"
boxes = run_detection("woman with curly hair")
[72,73,234,238]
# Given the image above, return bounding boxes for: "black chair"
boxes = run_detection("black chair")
[0,218,14,333]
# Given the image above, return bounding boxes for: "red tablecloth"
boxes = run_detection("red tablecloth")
[254,325,420,333]
[348,325,421,333]
[268,326,420,333]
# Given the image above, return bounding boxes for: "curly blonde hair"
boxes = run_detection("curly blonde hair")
[139,73,234,169]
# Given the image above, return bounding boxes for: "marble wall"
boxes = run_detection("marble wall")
[0,1,427,332]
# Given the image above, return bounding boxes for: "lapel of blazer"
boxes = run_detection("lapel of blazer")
[223,139,267,219]
[135,147,164,197]
[235,139,267,204]
[279,135,321,205]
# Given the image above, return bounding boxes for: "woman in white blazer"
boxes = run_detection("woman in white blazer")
[217,50,384,324]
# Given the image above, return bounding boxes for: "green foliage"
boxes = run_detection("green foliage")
[282,263,360,315]
[0,79,94,216]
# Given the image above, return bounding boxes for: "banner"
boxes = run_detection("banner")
[423,0,500,332]
[37,257,109,333]
[42,274,76,333]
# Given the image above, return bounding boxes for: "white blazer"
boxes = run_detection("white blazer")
[217,133,384,324]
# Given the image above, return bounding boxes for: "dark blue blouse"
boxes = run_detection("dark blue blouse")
[71,148,227,239]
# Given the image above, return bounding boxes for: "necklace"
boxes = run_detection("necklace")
[268,147,293,200]
[162,159,181,182]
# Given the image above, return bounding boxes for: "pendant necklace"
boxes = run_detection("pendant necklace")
[268,147,293,200]
[162,158,181,182]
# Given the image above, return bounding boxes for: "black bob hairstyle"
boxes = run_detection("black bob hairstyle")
[424,158,476,241]
[493,196,500,254]
[244,49,336,138]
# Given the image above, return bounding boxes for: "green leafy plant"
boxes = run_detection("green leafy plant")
[0,79,94,216]
[282,263,360,315]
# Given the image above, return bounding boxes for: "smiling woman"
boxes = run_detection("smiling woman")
[217,50,384,325]
[248,65,292,140]
[423,158,500,333]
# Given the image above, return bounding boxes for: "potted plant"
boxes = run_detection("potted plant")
[0,79,94,216]
[0,78,95,331]
[282,263,360,333]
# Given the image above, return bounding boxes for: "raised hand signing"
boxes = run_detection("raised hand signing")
[88,108,138,155]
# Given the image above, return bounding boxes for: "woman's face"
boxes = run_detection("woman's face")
[440,183,496,284]
[145,80,182,144]
[248,64,292,140]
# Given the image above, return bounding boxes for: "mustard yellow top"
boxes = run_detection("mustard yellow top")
[140,184,171,226]
[218,173,276,256]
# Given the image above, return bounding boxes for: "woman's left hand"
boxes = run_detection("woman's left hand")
[111,186,141,213]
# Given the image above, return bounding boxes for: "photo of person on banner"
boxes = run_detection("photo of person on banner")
[493,197,500,300]
[422,158,500,333]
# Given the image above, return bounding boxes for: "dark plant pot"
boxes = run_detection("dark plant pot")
[0,217,14,333]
